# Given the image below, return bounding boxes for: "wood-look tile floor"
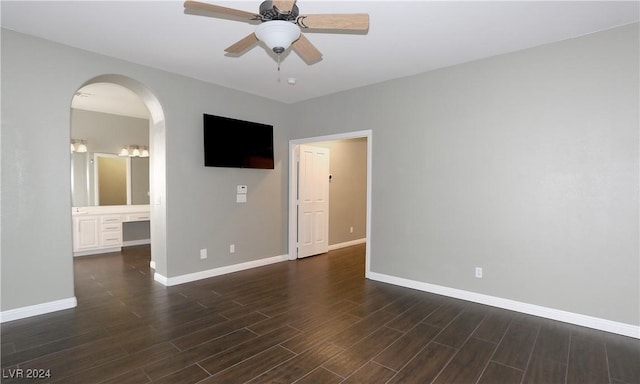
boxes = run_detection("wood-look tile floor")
[1,244,638,383]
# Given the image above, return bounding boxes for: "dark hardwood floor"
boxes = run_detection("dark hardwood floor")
[1,244,638,383]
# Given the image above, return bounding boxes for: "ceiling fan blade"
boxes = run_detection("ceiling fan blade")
[292,34,322,64]
[225,33,259,55]
[273,0,296,13]
[184,1,259,21]
[297,14,369,31]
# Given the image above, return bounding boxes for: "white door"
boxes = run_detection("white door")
[297,145,330,258]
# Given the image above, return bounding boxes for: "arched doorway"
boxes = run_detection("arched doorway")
[70,74,167,277]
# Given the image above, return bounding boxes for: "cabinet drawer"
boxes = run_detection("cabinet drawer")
[101,232,122,246]
[102,215,122,224]
[102,223,121,232]
[127,213,150,222]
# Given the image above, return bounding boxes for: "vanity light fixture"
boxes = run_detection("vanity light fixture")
[119,145,149,157]
[76,140,88,153]
[71,139,88,153]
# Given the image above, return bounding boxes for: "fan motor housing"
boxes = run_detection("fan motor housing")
[259,1,299,21]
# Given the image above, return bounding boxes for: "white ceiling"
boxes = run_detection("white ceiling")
[2,1,638,106]
[72,82,151,119]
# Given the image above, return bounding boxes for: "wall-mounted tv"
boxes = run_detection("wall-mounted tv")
[203,114,274,169]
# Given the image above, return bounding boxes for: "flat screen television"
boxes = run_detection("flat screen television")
[203,114,274,169]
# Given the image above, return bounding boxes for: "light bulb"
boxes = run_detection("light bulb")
[77,141,87,153]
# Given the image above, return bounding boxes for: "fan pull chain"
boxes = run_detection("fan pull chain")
[277,54,281,82]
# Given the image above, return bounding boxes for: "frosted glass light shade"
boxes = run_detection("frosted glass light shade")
[255,20,300,53]
[76,141,87,153]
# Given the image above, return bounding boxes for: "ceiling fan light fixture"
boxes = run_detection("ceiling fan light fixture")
[255,20,300,54]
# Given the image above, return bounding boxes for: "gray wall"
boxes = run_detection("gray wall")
[123,221,150,243]
[1,29,288,311]
[286,23,639,325]
[313,138,367,245]
[71,109,149,154]
[1,23,638,327]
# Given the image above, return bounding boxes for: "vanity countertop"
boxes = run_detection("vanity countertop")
[72,205,150,216]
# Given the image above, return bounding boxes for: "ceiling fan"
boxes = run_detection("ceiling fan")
[184,0,369,65]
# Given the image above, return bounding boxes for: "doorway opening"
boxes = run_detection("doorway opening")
[288,130,372,277]
[69,74,167,276]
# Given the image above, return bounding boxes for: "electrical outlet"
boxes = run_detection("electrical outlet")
[200,249,207,259]
[230,244,235,254]
[475,267,483,278]
[350,226,354,233]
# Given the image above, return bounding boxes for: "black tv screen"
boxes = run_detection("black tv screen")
[203,114,274,169]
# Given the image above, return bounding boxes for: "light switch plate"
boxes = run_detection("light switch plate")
[237,185,248,194]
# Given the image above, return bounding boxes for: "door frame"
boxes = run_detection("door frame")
[288,130,372,278]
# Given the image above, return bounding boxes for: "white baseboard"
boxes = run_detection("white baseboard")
[73,247,121,257]
[368,272,639,339]
[123,239,151,247]
[328,238,366,251]
[0,297,78,323]
[154,254,289,287]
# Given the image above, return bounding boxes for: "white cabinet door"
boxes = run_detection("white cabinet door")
[297,145,330,258]
[73,216,100,251]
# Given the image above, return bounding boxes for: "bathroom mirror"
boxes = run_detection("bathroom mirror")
[71,152,149,206]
